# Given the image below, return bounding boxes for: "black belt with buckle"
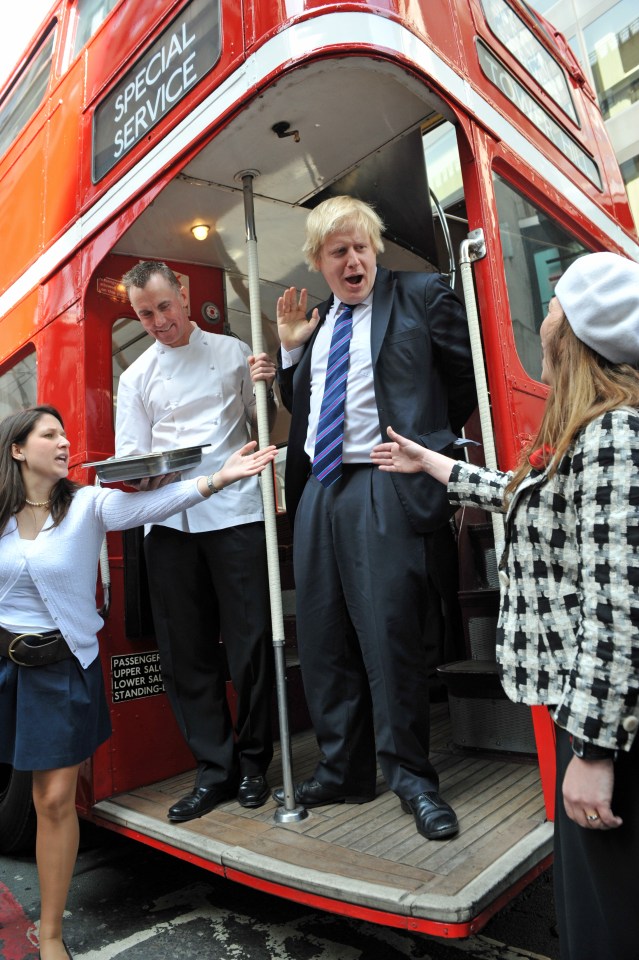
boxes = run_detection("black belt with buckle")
[0,626,73,666]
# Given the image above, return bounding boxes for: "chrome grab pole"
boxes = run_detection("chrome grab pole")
[237,170,307,823]
[459,229,505,556]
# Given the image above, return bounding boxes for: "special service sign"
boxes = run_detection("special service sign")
[92,0,220,182]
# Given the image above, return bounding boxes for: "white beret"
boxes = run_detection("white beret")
[554,252,639,365]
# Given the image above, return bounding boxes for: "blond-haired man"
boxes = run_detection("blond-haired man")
[274,197,476,840]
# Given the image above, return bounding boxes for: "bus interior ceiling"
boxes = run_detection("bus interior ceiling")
[112,58,454,347]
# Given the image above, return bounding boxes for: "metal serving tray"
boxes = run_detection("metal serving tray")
[83,446,208,483]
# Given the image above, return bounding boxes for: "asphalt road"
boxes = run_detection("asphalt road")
[1,821,560,960]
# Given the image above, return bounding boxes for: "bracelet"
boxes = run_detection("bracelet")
[206,473,221,495]
[571,736,617,761]
[266,387,275,402]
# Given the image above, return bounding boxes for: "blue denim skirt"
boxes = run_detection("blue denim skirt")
[0,652,111,771]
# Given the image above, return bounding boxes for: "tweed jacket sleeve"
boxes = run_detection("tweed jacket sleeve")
[447,460,511,513]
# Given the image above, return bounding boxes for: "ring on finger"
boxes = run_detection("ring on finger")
[586,812,600,822]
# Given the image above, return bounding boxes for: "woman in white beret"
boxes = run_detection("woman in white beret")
[371,251,639,960]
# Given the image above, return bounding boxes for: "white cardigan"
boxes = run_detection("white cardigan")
[0,481,206,667]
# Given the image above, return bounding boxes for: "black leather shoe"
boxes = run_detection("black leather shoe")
[168,784,236,822]
[272,777,375,808]
[400,791,459,840]
[238,775,270,808]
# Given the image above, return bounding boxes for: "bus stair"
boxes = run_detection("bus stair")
[437,521,537,757]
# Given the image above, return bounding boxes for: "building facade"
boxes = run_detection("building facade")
[533,0,639,231]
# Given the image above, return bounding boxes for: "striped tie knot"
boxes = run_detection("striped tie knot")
[312,302,355,488]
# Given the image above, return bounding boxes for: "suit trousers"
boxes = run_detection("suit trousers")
[293,466,440,799]
[553,725,639,960]
[144,522,273,788]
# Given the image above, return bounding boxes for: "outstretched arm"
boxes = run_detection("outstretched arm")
[197,441,276,496]
[128,443,276,493]
[370,426,456,486]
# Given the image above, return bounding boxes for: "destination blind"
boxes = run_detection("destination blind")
[92,0,220,182]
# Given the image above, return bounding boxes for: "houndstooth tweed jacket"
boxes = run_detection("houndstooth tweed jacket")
[448,407,639,752]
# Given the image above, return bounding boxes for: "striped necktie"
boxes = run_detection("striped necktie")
[312,303,354,488]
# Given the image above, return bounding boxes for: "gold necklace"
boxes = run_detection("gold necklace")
[24,497,52,508]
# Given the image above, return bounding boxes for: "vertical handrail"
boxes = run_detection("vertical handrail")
[458,229,505,556]
[238,170,307,823]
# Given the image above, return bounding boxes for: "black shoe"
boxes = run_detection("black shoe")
[168,784,236,822]
[272,777,375,808]
[238,775,270,808]
[400,791,459,840]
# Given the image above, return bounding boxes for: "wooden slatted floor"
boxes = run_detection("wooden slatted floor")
[92,705,553,928]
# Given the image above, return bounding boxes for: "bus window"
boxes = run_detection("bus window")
[111,317,151,419]
[73,0,121,57]
[0,351,36,418]
[422,120,466,288]
[0,26,56,158]
[493,174,588,381]
[480,0,577,124]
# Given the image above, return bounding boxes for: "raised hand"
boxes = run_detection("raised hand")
[276,287,320,351]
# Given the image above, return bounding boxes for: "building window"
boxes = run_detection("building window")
[582,0,639,121]
[0,26,55,158]
[493,175,588,382]
[620,153,639,227]
[0,352,37,418]
[528,0,557,13]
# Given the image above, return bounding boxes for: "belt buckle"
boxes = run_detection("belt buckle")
[8,632,43,667]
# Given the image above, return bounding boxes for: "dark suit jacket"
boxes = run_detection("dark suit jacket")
[278,266,477,532]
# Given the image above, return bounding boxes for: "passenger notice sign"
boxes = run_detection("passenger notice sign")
[111,652,165,703]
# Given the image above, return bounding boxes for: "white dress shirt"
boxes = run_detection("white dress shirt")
[116,326,263,532]
[281,293,383,462]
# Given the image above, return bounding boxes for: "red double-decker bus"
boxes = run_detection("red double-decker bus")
[0,0,637,940]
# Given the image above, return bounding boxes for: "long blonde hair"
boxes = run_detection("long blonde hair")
[506,311,639,497]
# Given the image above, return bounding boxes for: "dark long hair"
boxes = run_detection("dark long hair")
[0,405,79,536]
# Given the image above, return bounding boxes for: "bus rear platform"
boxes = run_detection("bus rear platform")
[89,704,552,939]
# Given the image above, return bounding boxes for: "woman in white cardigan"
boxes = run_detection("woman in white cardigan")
[0,404,275,960]
[371,252,639,960]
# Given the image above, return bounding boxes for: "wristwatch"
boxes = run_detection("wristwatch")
[571,736,616,761]
[266,387,275,402]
